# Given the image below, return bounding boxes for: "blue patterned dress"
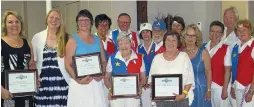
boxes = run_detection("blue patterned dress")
[190,48,212,107]
[35,44,68,107]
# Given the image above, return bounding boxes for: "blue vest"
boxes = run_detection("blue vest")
[110,53,128,75]
[112,29,120,51]
[137,43,156,76]
[231,44,239,84]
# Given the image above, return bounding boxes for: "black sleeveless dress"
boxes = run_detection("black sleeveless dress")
[1,38,33,107]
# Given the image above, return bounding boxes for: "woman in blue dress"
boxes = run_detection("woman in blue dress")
[182,24,212,107]
[64,9,107,107]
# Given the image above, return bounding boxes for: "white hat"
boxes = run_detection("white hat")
[139,23,152,34]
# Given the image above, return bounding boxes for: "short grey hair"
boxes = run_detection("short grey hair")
[117,32,132,43]
[224,6,239,19]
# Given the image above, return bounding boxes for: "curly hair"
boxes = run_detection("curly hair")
[234,19,254,36]
[181,24,203,48]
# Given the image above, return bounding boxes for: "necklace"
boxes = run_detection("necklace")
[7,37,21,48]
[186,48,196,54]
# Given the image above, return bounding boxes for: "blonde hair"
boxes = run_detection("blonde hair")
[181,24,203,48]
[234,19,254,36]
[46,8,67,57]
[1,10,25,37]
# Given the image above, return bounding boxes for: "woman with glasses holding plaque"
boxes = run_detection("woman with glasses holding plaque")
[230,20,254,107]
[1,11,35,107]
[65,9,107,107]
[182,24,212,107]
[104,32,146,107]
[32,9,70,106]
[148,32,195,107]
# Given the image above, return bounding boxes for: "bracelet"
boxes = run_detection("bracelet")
[183,90,188,95]
[108,88,112,91]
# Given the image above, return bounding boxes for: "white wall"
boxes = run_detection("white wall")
[148,1,222,42]
[25,1,46,41]
[1,1,46,41]
[51,1,137,35]
[111,1,137,32]
[1,1,26,36]
[2,1,223,42]
[249,1,254,34]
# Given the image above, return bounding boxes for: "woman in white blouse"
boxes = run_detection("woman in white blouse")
[148,32,195,107]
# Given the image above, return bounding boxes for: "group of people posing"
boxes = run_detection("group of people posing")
[1,5,254,107]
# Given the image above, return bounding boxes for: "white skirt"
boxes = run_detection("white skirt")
[67,78,107,107]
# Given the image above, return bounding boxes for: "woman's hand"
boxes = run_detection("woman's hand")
[173,93,186,102]
[108,88,116,100]
[245,90,254,102]
[75,76,93,84]
[93,75,103,82]
[230,87,236,99]
[37,77,41,88]
[143,84,150,90]
[205,90,211,100]
[221,87,228,100]
[135,87,142,99]
[1,88,13,100]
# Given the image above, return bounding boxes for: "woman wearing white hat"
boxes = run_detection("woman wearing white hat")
[137,23,155,107]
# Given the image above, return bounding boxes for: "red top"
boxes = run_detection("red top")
[155,46,166,55]
[211,44,228,86]
[236,41,254,86]
[131,32,138,53]
[106,39,115,55]
[127,54,142,74]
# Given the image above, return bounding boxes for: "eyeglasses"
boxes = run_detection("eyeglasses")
[185,34,196,38]
[78,19,91,23]
[210,30,223,34]
[210,30,222,34]
[118,21,130,25]
[98,22,109,28]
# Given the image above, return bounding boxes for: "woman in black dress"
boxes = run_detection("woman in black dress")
[1,10,35,107]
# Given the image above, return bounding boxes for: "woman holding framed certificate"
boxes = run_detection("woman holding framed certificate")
[1,11,35,107]
[32,9,70,107]
[65,9,107,107]
[104,32,146,107]
[148,32,195,107]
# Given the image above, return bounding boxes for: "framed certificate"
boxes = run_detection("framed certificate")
[5,69,38,97]
[112,74,139,98]
[151,74,183,100]
[73,52,103,78]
